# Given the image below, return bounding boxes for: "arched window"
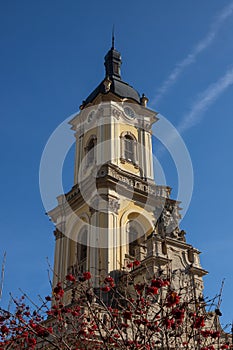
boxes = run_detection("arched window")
[126,221,146,261]
[124,135,135,162]
[86,136,96,166]
[120,132,138,165]
[77,227,88,272]
[129,226,139,257]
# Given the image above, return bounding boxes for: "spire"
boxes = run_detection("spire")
[104,29,121,79]
[81,36,141,107]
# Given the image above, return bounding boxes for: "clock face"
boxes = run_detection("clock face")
[124,106,135,119]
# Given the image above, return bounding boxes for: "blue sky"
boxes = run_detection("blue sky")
[0,0,233,328]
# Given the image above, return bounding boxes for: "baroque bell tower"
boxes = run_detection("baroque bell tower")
[48,42,207,302]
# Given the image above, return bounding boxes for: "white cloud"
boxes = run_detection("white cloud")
[152,1,233,105]
[178,66,233,133]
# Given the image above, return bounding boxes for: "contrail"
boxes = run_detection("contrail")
[178,66,233,133]
[151,1,233,105]
[154,66,233,158]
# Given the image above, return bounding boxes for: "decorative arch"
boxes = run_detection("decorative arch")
[126,220,145,259]
[120,210,154,262]
[66,212,90,241]
[79,213,90,224]
[120,210,154,236]
[66,214,90,274]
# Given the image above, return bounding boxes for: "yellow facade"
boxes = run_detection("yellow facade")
[48,44,207,302]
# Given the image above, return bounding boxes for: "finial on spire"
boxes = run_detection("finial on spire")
[111,25,115,49]
[105,27,121,79]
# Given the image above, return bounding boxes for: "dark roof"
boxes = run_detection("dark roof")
[82,46,141,107]
[84,77,141,105]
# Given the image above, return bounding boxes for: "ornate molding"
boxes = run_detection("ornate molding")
[112,107,122,119]
[107,196,120,214]
[137,118,151,132]
[66,185,80,201]
[89,195,120,215]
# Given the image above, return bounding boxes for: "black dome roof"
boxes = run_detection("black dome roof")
[82,45,141,107]
[84,77,140,105]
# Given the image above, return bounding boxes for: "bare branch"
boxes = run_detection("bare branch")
[0,251,6,301]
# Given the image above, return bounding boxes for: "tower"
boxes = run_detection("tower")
[48,43,207,303]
